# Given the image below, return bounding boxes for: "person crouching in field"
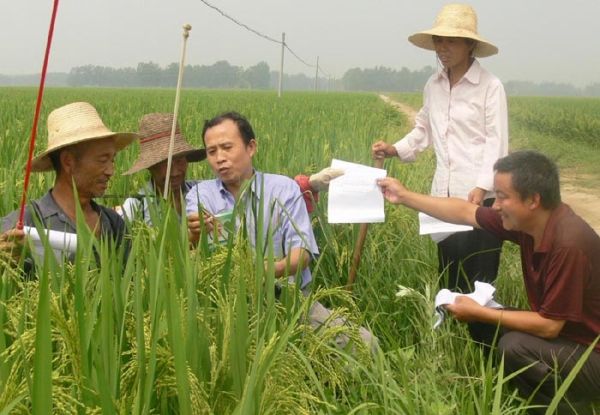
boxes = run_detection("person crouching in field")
[185,111,376,351]
[118,112,342,226]
[0,102,135,271]
[378,150,600,414]
[118,113,207,224]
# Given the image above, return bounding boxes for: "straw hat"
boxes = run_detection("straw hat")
[123,113,206,175]
[31,102,137,172]
[408,4,498,58]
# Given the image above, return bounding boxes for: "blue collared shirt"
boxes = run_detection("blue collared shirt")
[185,172,319,288]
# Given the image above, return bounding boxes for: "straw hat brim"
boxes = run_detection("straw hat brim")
[31,132,138,172]
[408,29,498,58]
[123,141,206,176]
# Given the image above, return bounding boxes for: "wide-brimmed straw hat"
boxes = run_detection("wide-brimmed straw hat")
[123,113,206,175]
[408,4,498,58]
[31,102,137,172]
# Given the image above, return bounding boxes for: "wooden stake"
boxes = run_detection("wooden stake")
[346,158,385,290]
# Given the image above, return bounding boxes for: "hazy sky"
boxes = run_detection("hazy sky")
[2,0,599,86]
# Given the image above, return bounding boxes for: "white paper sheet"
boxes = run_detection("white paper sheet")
[433,281,503,329]
[418,212,473,235]
[23,226,78,262]
[327,159,387,223]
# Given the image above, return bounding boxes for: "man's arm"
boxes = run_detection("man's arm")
[272,178,319,282]
[446,296,565,339]
[377,177,480,228]
[271,247,311,278]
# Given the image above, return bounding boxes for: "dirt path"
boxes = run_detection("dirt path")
[379,94,600,236]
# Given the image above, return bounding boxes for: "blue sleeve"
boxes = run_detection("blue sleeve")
[279,181,319,257]
[185,184,202,215]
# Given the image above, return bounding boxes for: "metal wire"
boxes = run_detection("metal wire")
[198,0,281,44]
[198,0,332,74]
[318,66,331,78]
[284,44,315,68]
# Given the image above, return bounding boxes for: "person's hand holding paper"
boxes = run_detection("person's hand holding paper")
[309,167,345,192]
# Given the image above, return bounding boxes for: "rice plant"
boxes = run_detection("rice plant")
[1,87,598,413]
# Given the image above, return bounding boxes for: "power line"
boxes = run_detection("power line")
[198,0,332,75]
[319,65,331,79]
[198,0,280,44]
[284,45,314,68]
[286,44,333,78]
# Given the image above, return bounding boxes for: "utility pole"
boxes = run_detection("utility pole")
[278,32,285,98]
[314,56,319,92]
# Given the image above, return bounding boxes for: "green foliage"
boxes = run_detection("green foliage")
[509,97,600,149]
[1,88,597,413]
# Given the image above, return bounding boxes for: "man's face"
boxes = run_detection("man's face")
[492,172,535,231]
[67,137,117,199]
[148,155,188,194]
[204,119,256,187]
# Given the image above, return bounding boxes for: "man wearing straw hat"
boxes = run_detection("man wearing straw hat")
[120,113,343,226]
[378,151,600,414]
[0,102,136,266]
[372,3,508,294]
[118,113,206,224]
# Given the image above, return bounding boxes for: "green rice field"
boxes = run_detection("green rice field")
[0,87,598,413]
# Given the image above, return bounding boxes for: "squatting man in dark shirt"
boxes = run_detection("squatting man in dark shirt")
[377,150,600,415]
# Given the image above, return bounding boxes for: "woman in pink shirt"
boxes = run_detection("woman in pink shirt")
[372,4,509,293]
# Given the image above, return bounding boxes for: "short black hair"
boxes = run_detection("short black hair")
[202,111,255,146]
[494,150,561,209]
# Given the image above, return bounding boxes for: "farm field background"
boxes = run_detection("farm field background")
[0,87,598,413]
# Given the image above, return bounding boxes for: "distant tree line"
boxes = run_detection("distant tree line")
[2,61,600,96]
[504,80,600,97]
[341,66,435,92]
[60,61,438,92]
[0,73,68,87]
[64,61,438,92]
[66,61,271,89]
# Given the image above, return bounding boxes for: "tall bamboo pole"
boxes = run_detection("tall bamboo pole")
[164,24,192,199]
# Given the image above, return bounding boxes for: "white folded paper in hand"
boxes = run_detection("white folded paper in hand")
[23,226,78,262]
[418,212,473,236]
[433,281,503,329]
[327,159,387,223]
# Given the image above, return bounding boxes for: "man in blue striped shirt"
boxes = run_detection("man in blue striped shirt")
[185,111,318,290]
[185,111,377,351]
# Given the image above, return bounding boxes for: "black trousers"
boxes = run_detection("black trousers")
[464,320,600,414]
[498,331,600,414]
[437,199,503,292]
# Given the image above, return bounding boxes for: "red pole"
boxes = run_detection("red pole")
[16,0,60,229]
